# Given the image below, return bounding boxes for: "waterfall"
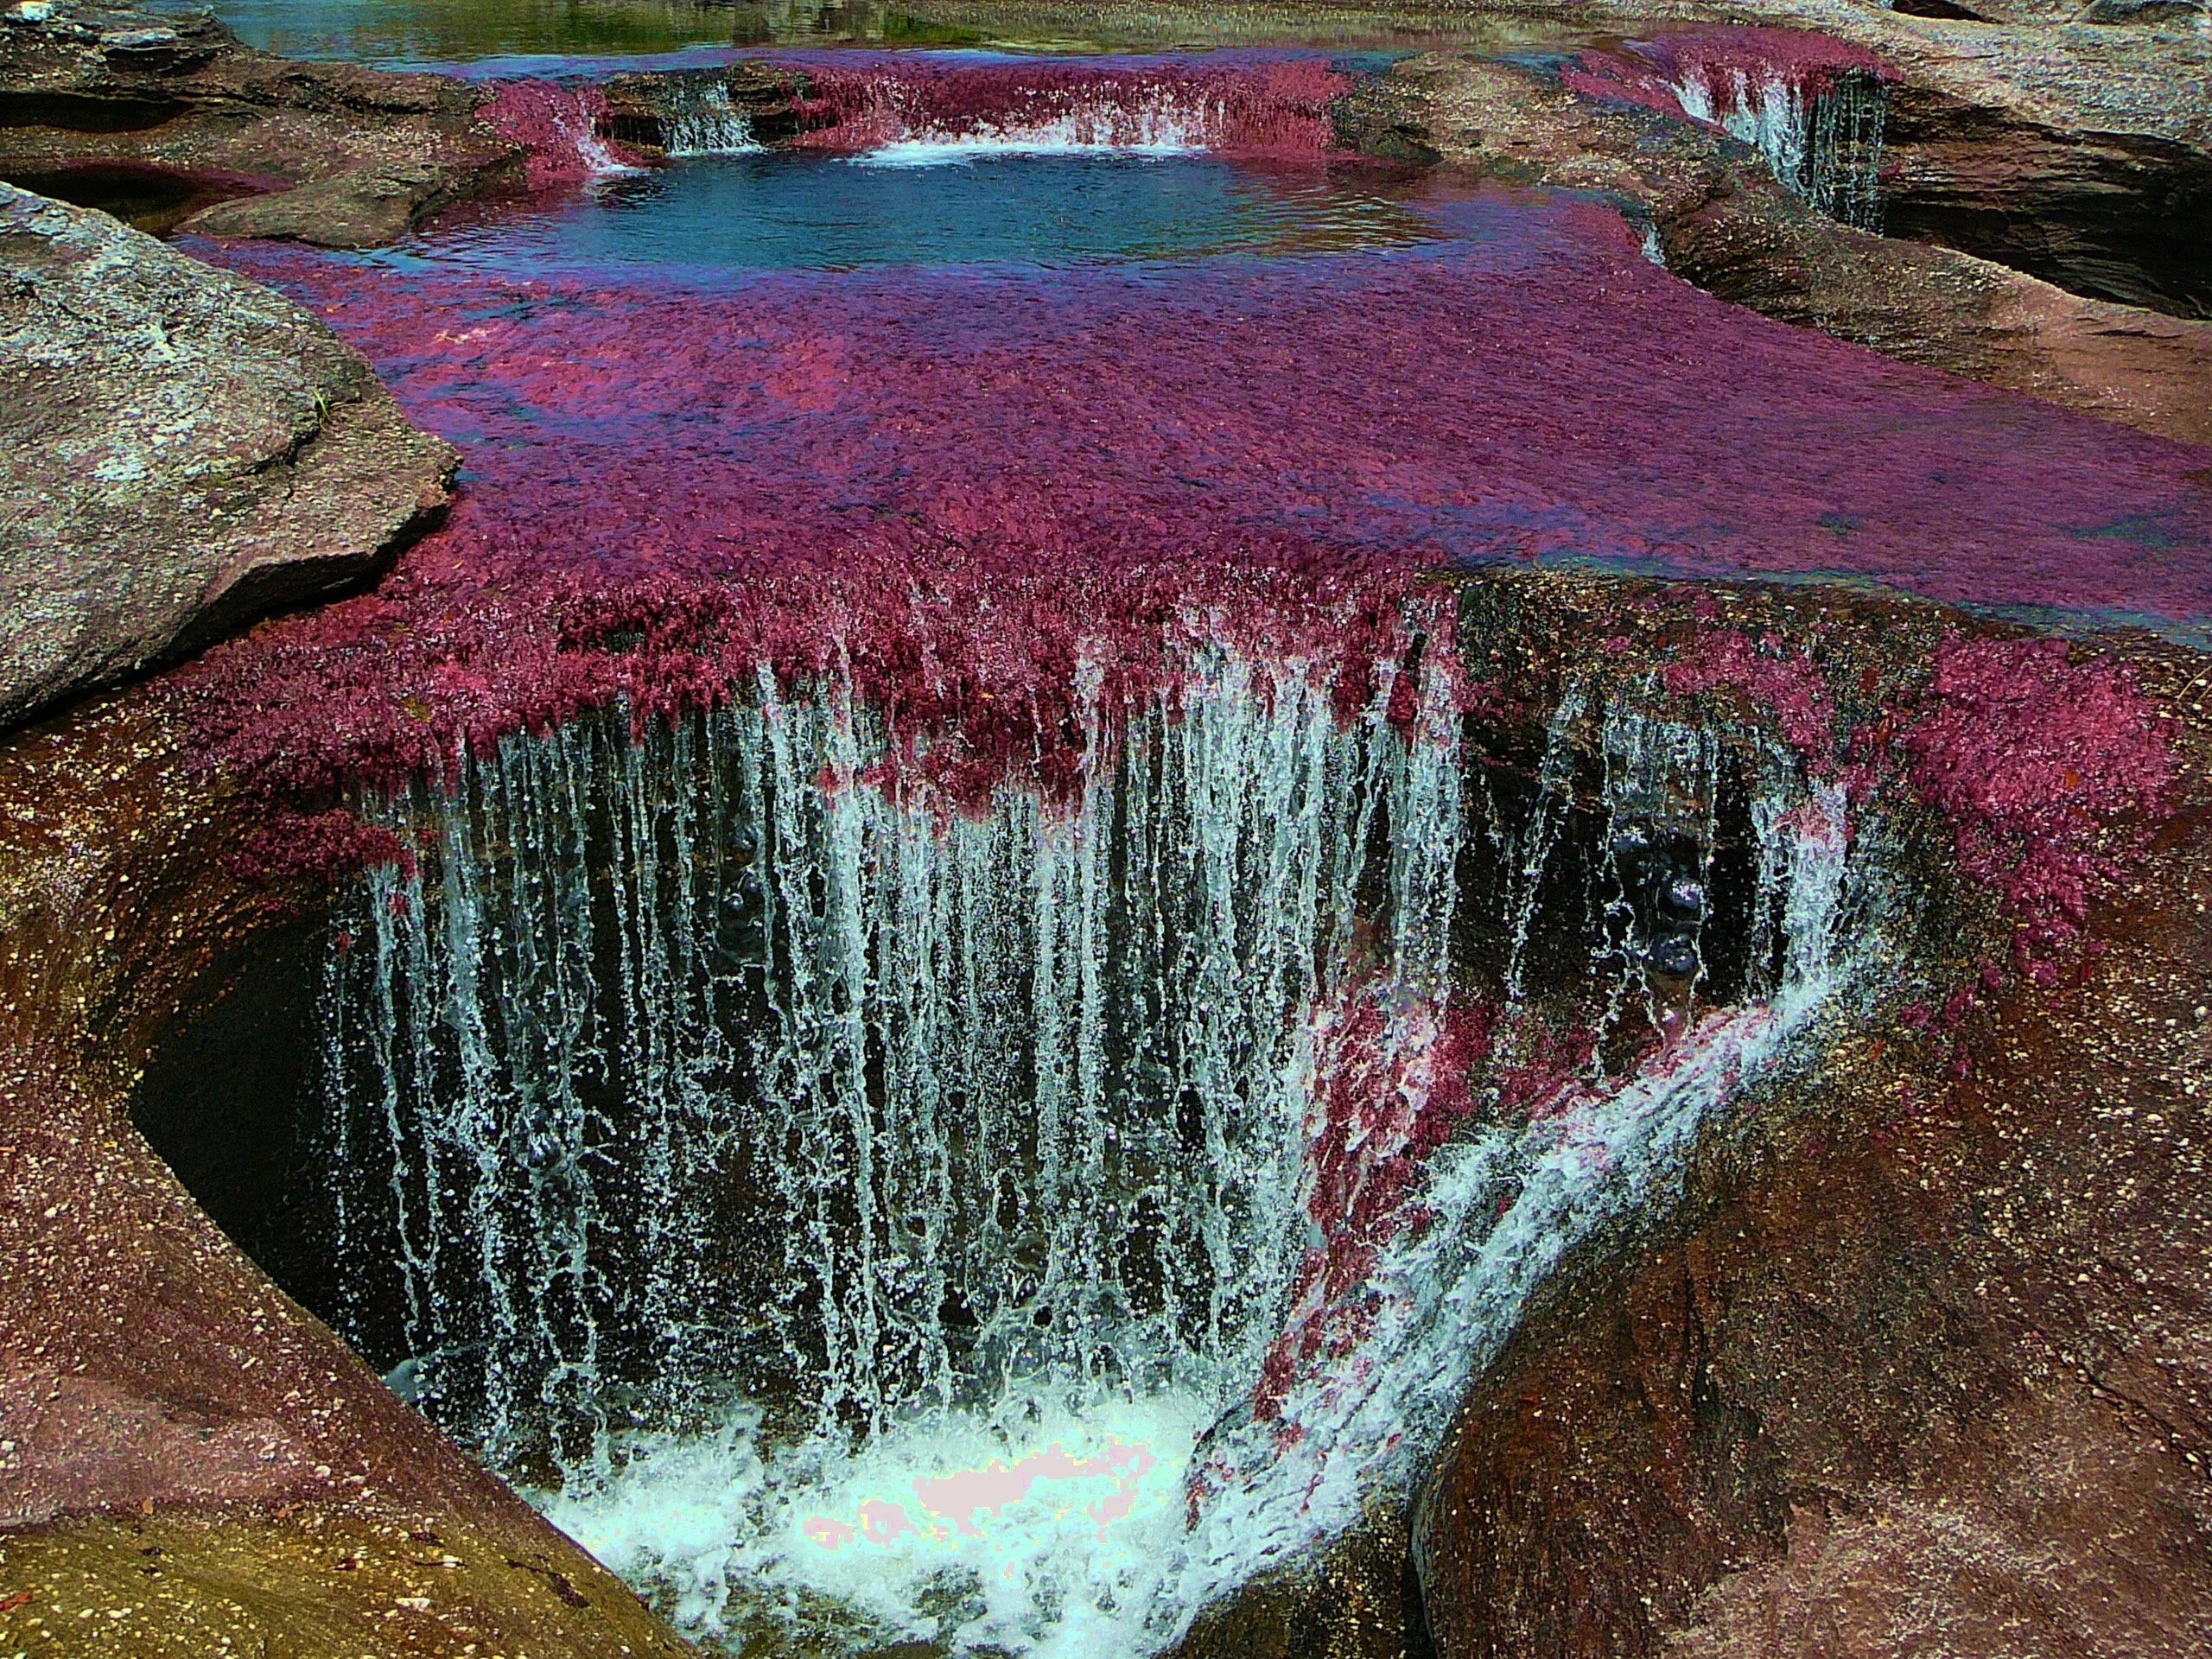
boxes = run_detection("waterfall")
[480,79,642,187]
[1170,760,1866,1637]
[1670,66,1889,230]
[310,646,1872,1656]
[791,57,1348,162]
[853,96,1211,166]
[320,644,1461,1463]
[663,82,761,157]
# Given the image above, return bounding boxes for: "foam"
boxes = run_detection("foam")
[538,1389,1218,1654]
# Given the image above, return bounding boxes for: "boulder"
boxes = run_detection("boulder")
[1410,678,2212,1656]
[0,690,701,1659]
[0,183,454,729]
[0,0,520,248]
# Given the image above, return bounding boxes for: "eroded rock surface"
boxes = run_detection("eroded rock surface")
[0,690,698,1659]
[0,0,519,246]
[0,183,453,728]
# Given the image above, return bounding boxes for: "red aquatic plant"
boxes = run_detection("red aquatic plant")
[1901,635,2177,976]
[1563,26,1897,125]
[784,54,1348,157]
[1662,626,1836,764]
[479,79,641,187]
[176,174,2210,832]
[1252,983,1492,1421]
[227,809,417,885]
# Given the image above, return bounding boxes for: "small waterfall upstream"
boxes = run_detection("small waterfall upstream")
[480,79,644,186]
[662,82,762,157]
[307,638,1873,1655]
[1566,35,1894,232]
[1670,65,1889,230]
[787,57,1348,162]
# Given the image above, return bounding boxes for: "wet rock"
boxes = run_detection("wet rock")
[0,0,520,247]
[599,60,811,151]
[0,690,700,1659]
[1411,633,2212,1658]
[1167,1512,1425,1659]
[0,183,454,728]
[1661,877,1707,920]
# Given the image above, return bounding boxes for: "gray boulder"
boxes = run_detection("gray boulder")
[0,183,453,728]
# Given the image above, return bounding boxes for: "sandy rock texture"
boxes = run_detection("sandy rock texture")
[0,690,700,1659]
[0,0,519,246]
[0,184,453,729]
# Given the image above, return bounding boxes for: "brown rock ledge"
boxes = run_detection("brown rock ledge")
[0,0,521,248]
[0,689,700,1658]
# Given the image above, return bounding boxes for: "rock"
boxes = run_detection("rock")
[0,688,702,1659]
[0,183,454,729]
[183,162,447,247]
[0,0,521,248]
[1410,640,2212,1658]
[1881,81,2212,320]
[1166,1518,1424,1659]
[2086,0,2205,22]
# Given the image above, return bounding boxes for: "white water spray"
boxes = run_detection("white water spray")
[848,89,1224,167]
[1671,67,1889,230]
[664,82,762,156]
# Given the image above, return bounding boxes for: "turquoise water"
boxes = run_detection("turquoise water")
[396,151,1438,276]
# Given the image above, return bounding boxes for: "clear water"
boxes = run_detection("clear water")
[394,152,1440,276]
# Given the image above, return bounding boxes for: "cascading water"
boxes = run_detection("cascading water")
[1564,30,1896,232]
[480,79,643,186]
[662,82,762,157]
[1669,65,1889,231]
[302,630,1873,1656]
[786,56,1348,162]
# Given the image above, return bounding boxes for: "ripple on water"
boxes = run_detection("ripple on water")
[386,151,1445,277]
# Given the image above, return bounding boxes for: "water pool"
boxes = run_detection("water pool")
[395,150,1440,276]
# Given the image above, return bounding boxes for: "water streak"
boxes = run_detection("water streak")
[1669,65,1888,229]
[663,82,761,156]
